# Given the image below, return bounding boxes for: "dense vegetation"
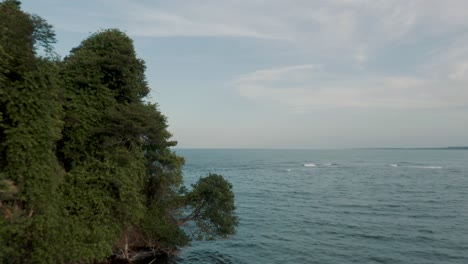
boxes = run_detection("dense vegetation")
[0,1,237,263]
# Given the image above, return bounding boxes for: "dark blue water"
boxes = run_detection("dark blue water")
[175,149,468,264]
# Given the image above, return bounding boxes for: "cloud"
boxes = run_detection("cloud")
[50,0,468,67]
[54,0,294,40]
[233,64,468,112]
[54,0,468,42]
[233,64,320,84]
[449,62,468,81]
[46,0,468,113]
[69,1,468,74]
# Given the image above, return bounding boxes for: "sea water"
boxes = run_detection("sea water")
[174,149,468,264]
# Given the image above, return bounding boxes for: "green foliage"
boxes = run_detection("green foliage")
[141,203,190,249]
[65,29,149,103]
[30,14,56,56]
[0,2,237,263]
[183,174,238,240]
[56,156,146,263]
[56,28,151,261]
[0,0,35,80]
[0,2,64,260]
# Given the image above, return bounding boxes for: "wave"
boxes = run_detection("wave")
[386,163,442,169]
[409,165,443,169]
[303,163,338,168]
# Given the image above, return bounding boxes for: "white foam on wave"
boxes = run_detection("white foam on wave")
[303,163,338,168]
[386,163,442,169]
[410,166,443,169]
[285,169,292,172]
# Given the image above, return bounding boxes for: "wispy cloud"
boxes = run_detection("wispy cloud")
[49,0,468,113]
[233,64,320,84]
[56,0,468,41]
[233,64,468,112]
[31,0,468,148]
[52,0,468,58]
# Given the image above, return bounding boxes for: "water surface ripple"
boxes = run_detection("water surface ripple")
[176,149,468,264]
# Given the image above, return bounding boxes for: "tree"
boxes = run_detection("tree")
[0,3,238,262]
[64,29,149,103]
[181,174,238,240]
[0,1,63,262]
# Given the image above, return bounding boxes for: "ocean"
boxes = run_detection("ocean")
[174,149,468,264]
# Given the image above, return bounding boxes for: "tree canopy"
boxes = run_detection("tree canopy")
[0,1,238,263]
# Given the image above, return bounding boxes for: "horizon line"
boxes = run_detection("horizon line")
[171,146,468,150]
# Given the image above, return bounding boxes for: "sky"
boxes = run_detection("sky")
[22,0,468,149]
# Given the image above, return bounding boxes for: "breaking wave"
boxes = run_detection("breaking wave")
[303,163,338,167]
[409,165,443,169]
[386,163,443,169]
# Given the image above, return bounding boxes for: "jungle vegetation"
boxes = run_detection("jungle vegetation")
[0,1,238,263]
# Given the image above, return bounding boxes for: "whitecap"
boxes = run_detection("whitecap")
[410,166,443,169]
[303,163,317,167]
[388,164,399,167]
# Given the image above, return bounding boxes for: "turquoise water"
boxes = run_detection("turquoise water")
[175,149,468,264]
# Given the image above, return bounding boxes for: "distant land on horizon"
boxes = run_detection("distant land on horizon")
[361,146,468,150]
[173,146,468,150]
